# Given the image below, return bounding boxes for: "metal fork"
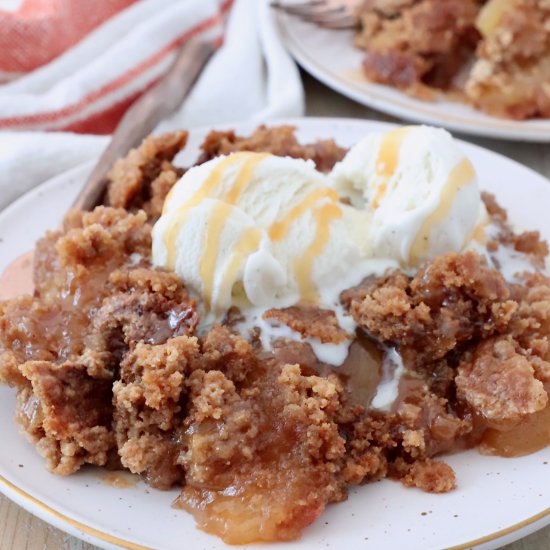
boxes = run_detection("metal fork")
[271,0,361,29]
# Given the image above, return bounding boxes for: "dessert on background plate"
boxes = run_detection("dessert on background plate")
[355,0,550,119]
[1,123,550,545]
[466,0,550,119]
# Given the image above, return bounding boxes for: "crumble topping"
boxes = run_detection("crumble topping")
[355,0,482,96]
[456,336,548,427]
[465,0,550,119]
[341,249,517,368]
[354,0,550,119]
[106,131,187,220]
[196,124,347,173]
[263,306,350,344]
[1,127,549,543]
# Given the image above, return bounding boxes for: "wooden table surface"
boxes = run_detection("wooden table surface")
[1,72,549,550]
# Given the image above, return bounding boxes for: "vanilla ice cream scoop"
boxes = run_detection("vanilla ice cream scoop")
[152,152,376,323]
[331,125,485,267]
[152,126,488,369]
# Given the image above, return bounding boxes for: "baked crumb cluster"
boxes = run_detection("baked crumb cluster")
[356,0,482,95]
[354,0,550,119]
[466,0,550,119]
[1,127,550,543]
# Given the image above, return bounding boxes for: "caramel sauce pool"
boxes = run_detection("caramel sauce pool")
[480,402,550,458]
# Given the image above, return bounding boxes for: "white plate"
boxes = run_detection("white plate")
[1,118,550,550]
[274,11,550,142]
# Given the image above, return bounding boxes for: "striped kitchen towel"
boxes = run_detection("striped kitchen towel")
[0,0,304,209]
[0,0,232,133]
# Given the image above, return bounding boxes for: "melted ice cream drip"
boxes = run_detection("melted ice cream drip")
[371,348,406,411]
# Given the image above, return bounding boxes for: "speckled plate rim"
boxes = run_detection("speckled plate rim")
[1,118,550,550]
[274,10,550,142]
[0,474,150,550]
[1,469,550,550]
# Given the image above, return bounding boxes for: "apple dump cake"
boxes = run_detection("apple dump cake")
[354,0,550,119]
[1,124,550,544]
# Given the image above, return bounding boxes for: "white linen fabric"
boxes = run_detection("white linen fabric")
[0,0,304,211]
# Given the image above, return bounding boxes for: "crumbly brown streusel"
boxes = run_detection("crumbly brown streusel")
[106,131,187,221]
[354,0,550,120]
[197,124,347,173]
[465,0,550,119]
[355,0,483,96]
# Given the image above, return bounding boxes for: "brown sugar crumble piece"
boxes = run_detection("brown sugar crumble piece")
[456,337,548,428]
[18,361,115,475]
[510,273,550,382]
[466,0,550,119]
[482,193,549,267]
[263,306,350,344]
[354,0,550,120]
[196,125,347,173]
[178,361,351,544]
[342,251,517,368]
[400,459,457,493]
[106,131,187,221]
[113,336,200,489]
[355,0,482,96]
[0,201,198,479]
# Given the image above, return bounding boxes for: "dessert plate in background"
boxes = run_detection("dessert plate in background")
[1,118,550,550]
[274,11,550,142]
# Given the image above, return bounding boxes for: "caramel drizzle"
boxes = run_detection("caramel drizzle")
[200,202,233,311]
[163,150,344,308]
[408,158,476,265]
[163,152,268,271]
[267,186,342,304]
[225,153,269,204]
[268,187,339,241]
[470,217,489,245]
[216,226,262,311]
[162,186,176,215]
[371,126,411,209]
[293,202,343,304]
